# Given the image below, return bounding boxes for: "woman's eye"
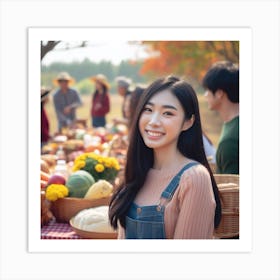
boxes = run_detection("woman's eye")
[143,107,152,112]
[163,111,174,116]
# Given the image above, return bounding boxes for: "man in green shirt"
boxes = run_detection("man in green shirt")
[202,61,239,174]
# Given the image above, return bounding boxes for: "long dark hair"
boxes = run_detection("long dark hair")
[109,76,221,229]
[92,83,108,103]
[128,85,146,129]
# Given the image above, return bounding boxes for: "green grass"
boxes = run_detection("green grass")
[44,92,222,147]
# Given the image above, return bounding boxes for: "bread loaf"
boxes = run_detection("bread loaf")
[71,206,115,233]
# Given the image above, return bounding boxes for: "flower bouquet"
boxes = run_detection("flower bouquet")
[72,152,120,183]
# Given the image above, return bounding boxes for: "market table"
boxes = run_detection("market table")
[41,219,82,239]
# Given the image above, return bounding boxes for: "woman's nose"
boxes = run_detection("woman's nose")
[148,112,161,126]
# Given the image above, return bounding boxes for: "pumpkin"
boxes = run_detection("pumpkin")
[66,170,95,198]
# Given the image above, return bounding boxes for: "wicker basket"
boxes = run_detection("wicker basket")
[214,184,239,238]
[213,174,240,238]
[50,196,111,223]
[214,174,239,185]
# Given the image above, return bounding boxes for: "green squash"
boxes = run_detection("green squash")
[66,170,95,198]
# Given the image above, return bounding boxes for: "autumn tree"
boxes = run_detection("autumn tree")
[139,41,239,83]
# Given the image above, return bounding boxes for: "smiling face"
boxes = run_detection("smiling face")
[138,89,192,152]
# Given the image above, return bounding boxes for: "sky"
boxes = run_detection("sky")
[41,41,150,66]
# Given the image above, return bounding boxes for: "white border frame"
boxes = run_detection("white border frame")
[28,27,252,253]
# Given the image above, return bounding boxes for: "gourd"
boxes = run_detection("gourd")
[84,180,113,199]
[66,170,95,198]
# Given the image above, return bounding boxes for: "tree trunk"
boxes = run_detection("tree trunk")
[41,41,61,61]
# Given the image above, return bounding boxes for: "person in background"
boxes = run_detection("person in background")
[127,84,146,128]
[202,61,239,174]
[90,74,111,128]
[53,72,82,132]
[41,87,51,147]
[114,76,132,120]
[113,84,146,128]
[109,75,221,239]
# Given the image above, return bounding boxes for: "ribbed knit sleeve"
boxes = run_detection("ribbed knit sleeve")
[165,165,216,239]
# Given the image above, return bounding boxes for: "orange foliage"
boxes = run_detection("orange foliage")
[140,41,239,82]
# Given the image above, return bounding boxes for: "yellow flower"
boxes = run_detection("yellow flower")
[77,160,86,169]
[110,158,120,170]
[87,153,99,160]
[72,165,79,172]
[95,163,105,173]
[72,160,86,171]
[45,184,69,201]
[72,152,120,181]
[104,158,113,168]
[74,154,87,163]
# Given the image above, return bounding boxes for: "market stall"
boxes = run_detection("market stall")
[40,123,128,239]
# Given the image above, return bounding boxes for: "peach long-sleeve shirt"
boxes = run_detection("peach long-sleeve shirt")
[118,163,216,239]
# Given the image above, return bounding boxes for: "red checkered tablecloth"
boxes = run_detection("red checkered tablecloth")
[41,220,82,239]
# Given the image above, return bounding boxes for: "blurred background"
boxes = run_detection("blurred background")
[41,40,239,147]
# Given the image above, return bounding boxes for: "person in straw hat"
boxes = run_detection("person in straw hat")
[41,87,52,147]
[90,74,111,128]
[53,72,82,132]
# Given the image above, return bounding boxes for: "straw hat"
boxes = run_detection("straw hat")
[53,72,75,86]
[90,74,110,89]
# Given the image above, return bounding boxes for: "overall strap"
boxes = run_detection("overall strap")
[161,161,199,200]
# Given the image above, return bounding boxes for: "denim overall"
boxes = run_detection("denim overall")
[125,162,198,239]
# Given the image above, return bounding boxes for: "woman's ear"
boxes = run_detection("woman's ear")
[182,115,195,131]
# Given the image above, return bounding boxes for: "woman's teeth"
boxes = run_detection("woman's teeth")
[147,131,163,137]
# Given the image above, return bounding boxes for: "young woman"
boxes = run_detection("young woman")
[109,76,221,239]
[90,74,110,128]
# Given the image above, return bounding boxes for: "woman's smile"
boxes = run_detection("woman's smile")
[145,129,165,139]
